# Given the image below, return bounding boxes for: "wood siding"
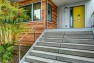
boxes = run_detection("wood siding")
[48,0,57,29]
[17,0,57,45]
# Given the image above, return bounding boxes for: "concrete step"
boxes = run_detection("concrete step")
[54,61,67,63]
[44,32,65,35]
[41,38,63,42]
[37,42,94,51]
[42,34,64,38]
[60,43,94,51]
[30,50,57,60]
[34,45,94,58]
[23,62,29,63]
[37,42,59,47]
[57,54,94,63]
[34,46,58,53]
[28,50,94,63]
[64,31,93,35]
[59,48,94,58]
[45,31,92,35]
[25,56,67,63]
[64,35,93,39]
[63,39,94,45]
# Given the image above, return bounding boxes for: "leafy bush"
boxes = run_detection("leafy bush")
[0,0,29,63]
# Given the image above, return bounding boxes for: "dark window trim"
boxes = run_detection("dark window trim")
[21,1,42,22]
[47,3,52,22]
[33,2,41,21]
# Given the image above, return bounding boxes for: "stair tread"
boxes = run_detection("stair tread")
[38,42,94,46]
[26,56,67,63]
[61,43,94,46]
[30,50,94,62]
[35,45,94,53]
[64,39,94,40]
[44,38,63,39]
[23,62,29,63]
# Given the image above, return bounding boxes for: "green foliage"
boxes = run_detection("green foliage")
[0,44,14,63]
[0,0,30,63]
[0,0,29,44]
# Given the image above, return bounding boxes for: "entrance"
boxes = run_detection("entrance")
[70,5,85,28]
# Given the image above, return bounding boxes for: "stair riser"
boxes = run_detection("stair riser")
[37,42,94,51]
[63,39,94,45]
[57,56,94,63]
[59,49,94,58]
[41,39,62,42]
[23,62,29,63]
[65,32,92,35]
[61,44,94,51]
[34,47,58,53]
[34,46,94,58]
[25,58,47,63]
[42,35,63,38]
[37,42,59,47]
[30,52,56,60]
[64,35,93,39]
[44,32,65,35]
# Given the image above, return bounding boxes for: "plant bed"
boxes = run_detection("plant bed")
[13,45,31,63]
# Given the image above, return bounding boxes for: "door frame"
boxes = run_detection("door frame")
[70,5,85,28]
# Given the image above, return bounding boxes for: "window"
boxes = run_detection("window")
[70,7,73,28]
[23,5,32,21]
[33,2,41,21]
[22,2,41,21]
[47,4,52,22]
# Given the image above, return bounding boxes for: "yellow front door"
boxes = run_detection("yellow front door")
[73,6,85,28]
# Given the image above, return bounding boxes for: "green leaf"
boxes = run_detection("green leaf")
[7,46,14,52]
[0,45,5,53]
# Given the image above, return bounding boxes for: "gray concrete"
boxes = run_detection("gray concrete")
[34,46,59,53]
[64,35,93,39]
[63,39,94,45]
[22,29,94,63]
[60,43,94,51]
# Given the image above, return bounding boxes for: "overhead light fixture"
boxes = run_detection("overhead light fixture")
[64,7,68,12]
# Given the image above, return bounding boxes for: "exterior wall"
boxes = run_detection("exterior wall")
[57,0,94,29]
[48,0,57,29]
[19,0,57,29]
[17,0,57,45]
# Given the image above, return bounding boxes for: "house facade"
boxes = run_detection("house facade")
[18,0,57,29]
[57,0,94,29]
[13,0,94,63]
[13,0,94,45]
[17,0,94,29]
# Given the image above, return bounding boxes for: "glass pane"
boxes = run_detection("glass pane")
[70,7,73,28]
[33,2,41,21]
[23,5,32,21]
[48,4,52,22]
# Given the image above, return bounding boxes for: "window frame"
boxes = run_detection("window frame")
[21,1,42,22]
[33,2,41,21]
[47,3,52,22]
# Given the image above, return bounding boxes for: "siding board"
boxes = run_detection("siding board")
[17,0,57,45]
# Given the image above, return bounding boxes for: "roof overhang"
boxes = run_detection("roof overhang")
[52,0,89,6]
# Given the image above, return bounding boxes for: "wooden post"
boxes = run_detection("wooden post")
[42,0,47,29]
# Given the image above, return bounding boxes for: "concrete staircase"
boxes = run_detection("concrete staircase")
[21,29,94,63]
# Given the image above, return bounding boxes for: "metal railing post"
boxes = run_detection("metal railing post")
[18,22,40,62]
[34,26,36,42]
[19,41,21,62]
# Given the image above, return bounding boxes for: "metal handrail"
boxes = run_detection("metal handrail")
[91,14,94,38]
[18,21,41,62]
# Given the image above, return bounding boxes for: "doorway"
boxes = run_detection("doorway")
[70,5,85,28]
